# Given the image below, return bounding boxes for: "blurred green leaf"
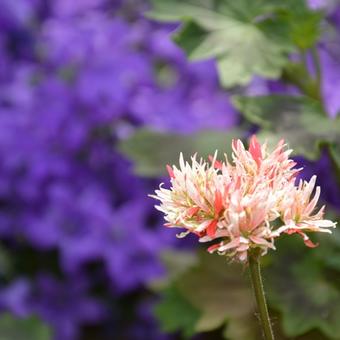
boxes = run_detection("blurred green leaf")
[0,314,51,340]
[223,316,259,340]
[281,62,321,100]
[270,1,323,50]
[150,250,197,291]
[118,129,241,177]
[233,95,340,160]
[155,251,259,339]
[265,236,340,339]
[287,11,322,50]
[154,286,201,338]
[148,0,292,87]
[177,252,255,335]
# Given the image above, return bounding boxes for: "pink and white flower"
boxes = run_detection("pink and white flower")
[150,136,336,262]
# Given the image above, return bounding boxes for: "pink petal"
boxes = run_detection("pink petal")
[209,155,223,170]
[166,165,175,179]
[206,219,218,238]
[249,135,262,167]
[214,190,223,215]
[207,243,221,253]
[219,238,241,251]
[187,206,200,218]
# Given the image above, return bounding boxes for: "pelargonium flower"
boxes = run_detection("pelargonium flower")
[150,136,336,262]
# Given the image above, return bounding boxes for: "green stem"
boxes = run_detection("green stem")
[301,49,309,73]
[249,253,274,340]
[282,48,324,105]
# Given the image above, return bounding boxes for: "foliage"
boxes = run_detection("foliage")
[148,0,321,87]
[134,0,340,338]
[0,314,51,340]
[265,235,340,339]
[232,95,340,164]
[153,251,260,339]
[119,128,241,177]
[154,286,201,338]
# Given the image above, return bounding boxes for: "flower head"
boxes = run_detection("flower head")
[150,136,336,262]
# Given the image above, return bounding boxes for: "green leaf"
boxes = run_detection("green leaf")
[223,316,259,340]
[176,252,258,339]
[149,250,197,291]
[232,95,340,160]
[265,236,340,339]
[264,1,323,50]
[154,286,201,338]
[148,0,292,87]
[281,62,321,100]
[118,129,241,177]
[0,314,51,340]
[154,251,259,339]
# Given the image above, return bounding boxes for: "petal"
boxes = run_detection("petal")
[248,135,262,167]
[249,235,271,246]
[218,237,241,251]
[312,219,337,228]
[166,165,175,179]
[214,190,223,215]
[176,230,191,238]
[209,155,223,170]
[207,219,218,238]
[207,243,221,253]
[187,206,200,218]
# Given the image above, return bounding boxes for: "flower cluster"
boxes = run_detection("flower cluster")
[152,136,336,262]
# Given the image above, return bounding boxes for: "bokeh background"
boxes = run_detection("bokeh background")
[1,0,340,339]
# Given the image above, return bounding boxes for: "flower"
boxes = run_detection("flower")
[151,136,336,262]
[276,175,336,248]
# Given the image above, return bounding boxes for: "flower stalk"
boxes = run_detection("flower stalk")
[151,135,336,338]
[249,251,274,340]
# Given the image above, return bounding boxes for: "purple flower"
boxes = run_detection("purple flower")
[31,274,105,340]
[320,46,340,117]
[0,279,31,317]
[0,1,241,338]
[102,200,167,292]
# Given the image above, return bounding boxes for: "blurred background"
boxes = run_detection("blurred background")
[0,0,340,339]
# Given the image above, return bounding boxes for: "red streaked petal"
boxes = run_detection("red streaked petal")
[207,243,220,253]
[235,176,241,190]
[193,230,205,237]
[208,155,223,169]
[285,229,319,248]
[166,165,175,179]
[304,238,319,248]
[206,219,218,238]
[249,135,262,167]
[187,206,200,218]
[214,190,223,215]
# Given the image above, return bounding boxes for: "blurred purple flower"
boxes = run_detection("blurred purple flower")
[31,274,105,340]
[0,1,241,338]
[0,279,31,317]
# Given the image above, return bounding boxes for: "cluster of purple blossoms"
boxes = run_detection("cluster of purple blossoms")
[0,0,237,339]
